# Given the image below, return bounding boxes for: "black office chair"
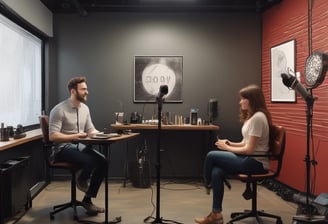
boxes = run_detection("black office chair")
[227,125,286,224]
[39,115,83,220]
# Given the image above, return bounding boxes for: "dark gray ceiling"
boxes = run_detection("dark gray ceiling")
[40,0,282,15]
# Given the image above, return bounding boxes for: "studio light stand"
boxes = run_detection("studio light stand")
[292,91,326,223]
[281,52,328,223]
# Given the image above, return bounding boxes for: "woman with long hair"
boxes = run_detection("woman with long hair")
[194,84,272,224]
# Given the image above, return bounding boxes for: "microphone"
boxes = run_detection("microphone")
[157,85,168,99]
[281,73,312,101]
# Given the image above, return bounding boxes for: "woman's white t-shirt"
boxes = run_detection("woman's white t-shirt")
[241,111,270,170]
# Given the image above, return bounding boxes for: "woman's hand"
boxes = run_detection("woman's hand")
[215,139,229,150]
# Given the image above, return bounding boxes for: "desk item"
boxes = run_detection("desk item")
[130,112,142,124]
[91,133,121,139]
[13,124,26,139]
[190,108,198,125]
[6,126,14,138]
[0,123,9,141]
[115,112,124,125]
[208,98,218,124]
[0,128,9,141]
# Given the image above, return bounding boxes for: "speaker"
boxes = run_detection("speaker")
[208,98,218,123]
[0,157,31,220]
[129,160,151,188]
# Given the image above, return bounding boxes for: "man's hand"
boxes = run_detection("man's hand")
[77,132,88,138]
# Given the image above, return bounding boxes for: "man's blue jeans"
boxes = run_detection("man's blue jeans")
[203,150,267,212]
[55,143,107,198]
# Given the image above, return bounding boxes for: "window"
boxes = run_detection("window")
[0,13,42,128]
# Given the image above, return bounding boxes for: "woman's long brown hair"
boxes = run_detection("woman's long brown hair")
[239,84,274,149]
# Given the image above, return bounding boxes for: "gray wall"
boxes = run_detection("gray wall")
[47,12,262,178]
[48,12,262,141]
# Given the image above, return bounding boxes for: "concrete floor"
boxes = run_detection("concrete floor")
[10,179,297,224]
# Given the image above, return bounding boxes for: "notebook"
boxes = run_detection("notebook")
[91,132,121,139]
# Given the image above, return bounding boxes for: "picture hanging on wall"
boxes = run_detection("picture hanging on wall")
[270,39,296,102]
[134,55,183,103]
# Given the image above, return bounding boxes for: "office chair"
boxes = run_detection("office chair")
[39,115,83,220]
[227,125,286,224]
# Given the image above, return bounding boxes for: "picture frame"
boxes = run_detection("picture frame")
[270,39,296,102]
[134,55,183,103]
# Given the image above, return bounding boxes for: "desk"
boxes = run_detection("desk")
[111,124,219,179]
[0,129,42,151]
[77,133,139,224]
[0,129,43,224]
[111,124,219,131]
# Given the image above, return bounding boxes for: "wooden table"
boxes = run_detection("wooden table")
[0,129,42,151]
[76,133,139,224]
[0,129,43,224]
[111,124,219,131]
[111,124,220,179]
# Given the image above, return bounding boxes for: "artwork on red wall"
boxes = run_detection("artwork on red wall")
[270,39,296,102]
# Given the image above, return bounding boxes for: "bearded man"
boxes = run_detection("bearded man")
[49,76,106,215]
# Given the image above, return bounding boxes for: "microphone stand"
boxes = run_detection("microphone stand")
[292,91,326,223]
[149,96,181,224]
[152,95,164,224]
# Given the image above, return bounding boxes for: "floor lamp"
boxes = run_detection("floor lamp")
[282,52,328,223]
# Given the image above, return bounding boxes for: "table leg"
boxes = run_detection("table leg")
[104,145,121,224]
[78,144,121,224]
[123,141,129,188]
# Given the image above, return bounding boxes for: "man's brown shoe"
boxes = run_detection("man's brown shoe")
[81,201,105,215]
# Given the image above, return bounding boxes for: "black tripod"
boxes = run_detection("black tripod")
[293,92,326,223]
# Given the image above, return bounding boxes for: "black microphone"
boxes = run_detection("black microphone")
[281,73,312,101]
[157,85,168,99]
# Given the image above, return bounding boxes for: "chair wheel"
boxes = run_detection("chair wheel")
[276,218,282,224]
[50,214,54,220]
[230,213,238,218]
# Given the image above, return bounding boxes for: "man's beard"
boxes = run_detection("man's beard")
[76,92,87,103]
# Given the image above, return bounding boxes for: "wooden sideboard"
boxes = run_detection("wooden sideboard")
[110,123,219,179]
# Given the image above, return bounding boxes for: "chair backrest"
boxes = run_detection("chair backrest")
[268,125,286,177]
[39,115,55,167]
[39,115,51,145]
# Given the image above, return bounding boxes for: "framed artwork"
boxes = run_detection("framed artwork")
[270,39,296,102]
[134,55,183,103]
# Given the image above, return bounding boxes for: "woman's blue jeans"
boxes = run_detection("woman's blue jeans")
[203,150,267,212]
[55,143,107,198]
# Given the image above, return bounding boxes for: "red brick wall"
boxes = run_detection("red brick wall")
[263,0,328,194]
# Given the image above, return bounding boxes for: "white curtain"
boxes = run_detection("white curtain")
[0,14,42,127]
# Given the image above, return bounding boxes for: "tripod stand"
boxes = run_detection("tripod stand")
[292,92,326,223]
